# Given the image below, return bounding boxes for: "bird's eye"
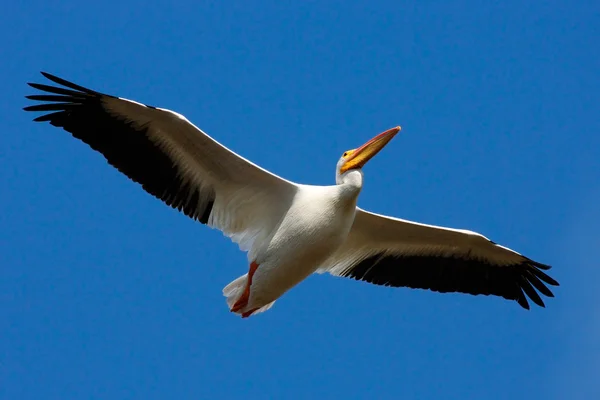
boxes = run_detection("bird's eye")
[343,152,348,157]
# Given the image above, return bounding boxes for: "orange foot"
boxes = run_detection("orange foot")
[241,308,260,318]
[230,261,259,313]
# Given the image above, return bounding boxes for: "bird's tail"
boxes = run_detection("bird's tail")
[223,274,248,310]
[222,274,275,317]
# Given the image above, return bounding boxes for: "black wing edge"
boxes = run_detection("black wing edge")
[23,72,215,224]
[340,253,559,310]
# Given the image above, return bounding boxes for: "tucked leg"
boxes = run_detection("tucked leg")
[230,261,259,313]
[241,308,260,318]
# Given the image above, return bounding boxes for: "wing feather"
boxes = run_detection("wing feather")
[25,72,298,260]
[320,208,558,309]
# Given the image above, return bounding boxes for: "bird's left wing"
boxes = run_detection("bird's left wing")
[24,72,298,260]
[318,208,559,309]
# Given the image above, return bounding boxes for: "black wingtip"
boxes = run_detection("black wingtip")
[38,71,98,95]
[531,267,560,287]
[40,71,63,83]
[26,94,83,102]
[530,260,552,270]
[24,103,80,112]
[32,111,63,122]
[525,271,555,297]
[515,286,531,310]
[520,277,546,308]
[518,298,531,310]
[27,82,83,97]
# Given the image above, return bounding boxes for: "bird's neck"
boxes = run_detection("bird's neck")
[336,169,363,198]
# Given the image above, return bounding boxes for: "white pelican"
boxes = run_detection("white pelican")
[24,72,558,318]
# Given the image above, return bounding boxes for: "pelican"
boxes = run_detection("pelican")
[24,72,558,318]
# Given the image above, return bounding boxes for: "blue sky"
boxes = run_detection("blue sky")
[2,1,599,398]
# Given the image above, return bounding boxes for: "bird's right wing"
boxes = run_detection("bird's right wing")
[24,72,298,260]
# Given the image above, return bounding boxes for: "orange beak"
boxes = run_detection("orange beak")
[340,126,401,173]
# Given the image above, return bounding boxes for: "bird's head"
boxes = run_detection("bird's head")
[336,126,401,183]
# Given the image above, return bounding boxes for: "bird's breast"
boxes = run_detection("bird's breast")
[249,187,358,304]
[260,186,357,271]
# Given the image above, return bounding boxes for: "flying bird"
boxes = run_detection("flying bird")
[24,72,558,318]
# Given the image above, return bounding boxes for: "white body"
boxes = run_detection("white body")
[224,182,360,314]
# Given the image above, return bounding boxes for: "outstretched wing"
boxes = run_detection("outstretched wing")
[24,72,298,260]
[320,208,558,309]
